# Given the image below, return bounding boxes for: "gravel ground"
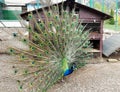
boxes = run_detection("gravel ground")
[0,54,18,92]
[0,54,120,92]
[48,62,120,92]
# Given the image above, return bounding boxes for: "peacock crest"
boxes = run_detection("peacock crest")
[7,1,92,92]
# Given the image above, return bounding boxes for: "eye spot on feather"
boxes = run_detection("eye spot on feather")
[44,33,47,37]
[14,70,18,74]
[17,80,20,84]
[9,48,14,54]
[39,23,44,28]
[63,11,67,15]
[57,34,60,37]
[55,15,59,20]
[30,46,36,51]
[28,26,32,32]
[13,33,17,37]
[45,51,49,55]
[62,20,65,24]
[31,61,35,65]
[19,85,23,90]
[47,12,51,17]
[62,28,66,33]
[71,22,75,27]
[49,22,53,27]
[29,82,33,87]
[34,34,38,39]
[34,72,39,76]
[37,53,42,58]
[22,38,28,44]
[39,43,44,47]
[20,55,26,60]
[66,25,70,29]
[28,13,32,19]
[51,32,54,36]
[56,25,60,30]
[24,70,28,74]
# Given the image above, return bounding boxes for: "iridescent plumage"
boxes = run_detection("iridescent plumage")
[8,3,92,92]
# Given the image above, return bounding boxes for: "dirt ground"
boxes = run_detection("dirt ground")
[0,54,120,92]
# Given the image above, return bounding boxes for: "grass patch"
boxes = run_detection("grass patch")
[104,24,120,31]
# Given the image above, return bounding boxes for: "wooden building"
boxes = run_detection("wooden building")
[20,0,112,57]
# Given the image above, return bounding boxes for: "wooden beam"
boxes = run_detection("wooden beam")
[100,20,104,57]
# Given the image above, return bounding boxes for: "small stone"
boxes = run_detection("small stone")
[107,59,118,62]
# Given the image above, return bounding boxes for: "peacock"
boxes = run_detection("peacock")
[7,1,92,92]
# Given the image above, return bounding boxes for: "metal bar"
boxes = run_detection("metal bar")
[36,0,39,8]
[115,0,118,31]
[89,0,94,8]
[102,0,104,12]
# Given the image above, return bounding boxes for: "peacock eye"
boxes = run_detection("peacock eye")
[28,26,32,32]
[9,48,14,53]
[55,15,59,20]
[28,26,31,29]
[62,20,65,24]
[39,23,44,28]
[53,6,56,10]
[24,70,28,74]
[20,54,26,60]
[34,72,38,76]
[14,70,18,74]
[28,13,32,19]
[39,43,44,47]
[31,61,35,65]
[17,80,20,84]
[49,21,53,27]
[64,11,67,14]
[37,53,42,58]
[62,28,66,32]
[44,33,47,37]
[34,34,38,39]
[71,22,75,27]
[30,46,36,51]
[57,34,60,37]
[45,51,49,55]
[47,12,51,17]
[13,33,17,37]
[19,85,23,90]
[22,38,28,44]
[29,82,33,87]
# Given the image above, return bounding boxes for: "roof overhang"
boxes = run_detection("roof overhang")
[20,0,112,20]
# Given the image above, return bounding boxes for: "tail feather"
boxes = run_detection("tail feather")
[6,3,93,92]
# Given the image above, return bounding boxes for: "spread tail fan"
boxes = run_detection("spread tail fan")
[6,2,92,92]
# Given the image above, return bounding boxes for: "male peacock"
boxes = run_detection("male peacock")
[7,1,92,92]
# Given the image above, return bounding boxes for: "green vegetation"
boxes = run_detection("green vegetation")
[104,23,120,31]
[109,9,115,25]
[94,1,108,13]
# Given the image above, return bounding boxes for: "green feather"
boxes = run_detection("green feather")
[28,13,33,19]
[14,70,18,74]
[62,58,69,73]
[8,4,93,92]
[13,33,17,37]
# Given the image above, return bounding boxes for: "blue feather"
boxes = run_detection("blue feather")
[64,63,77,76]
[64,69,73,76]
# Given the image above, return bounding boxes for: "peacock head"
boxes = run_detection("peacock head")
[70,62,77,71]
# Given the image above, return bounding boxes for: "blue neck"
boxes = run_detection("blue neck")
[64,69,74,76]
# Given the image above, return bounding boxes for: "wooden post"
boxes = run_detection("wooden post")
[100,20,104,58]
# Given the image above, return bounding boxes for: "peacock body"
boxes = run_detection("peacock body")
[7,2,92,92]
